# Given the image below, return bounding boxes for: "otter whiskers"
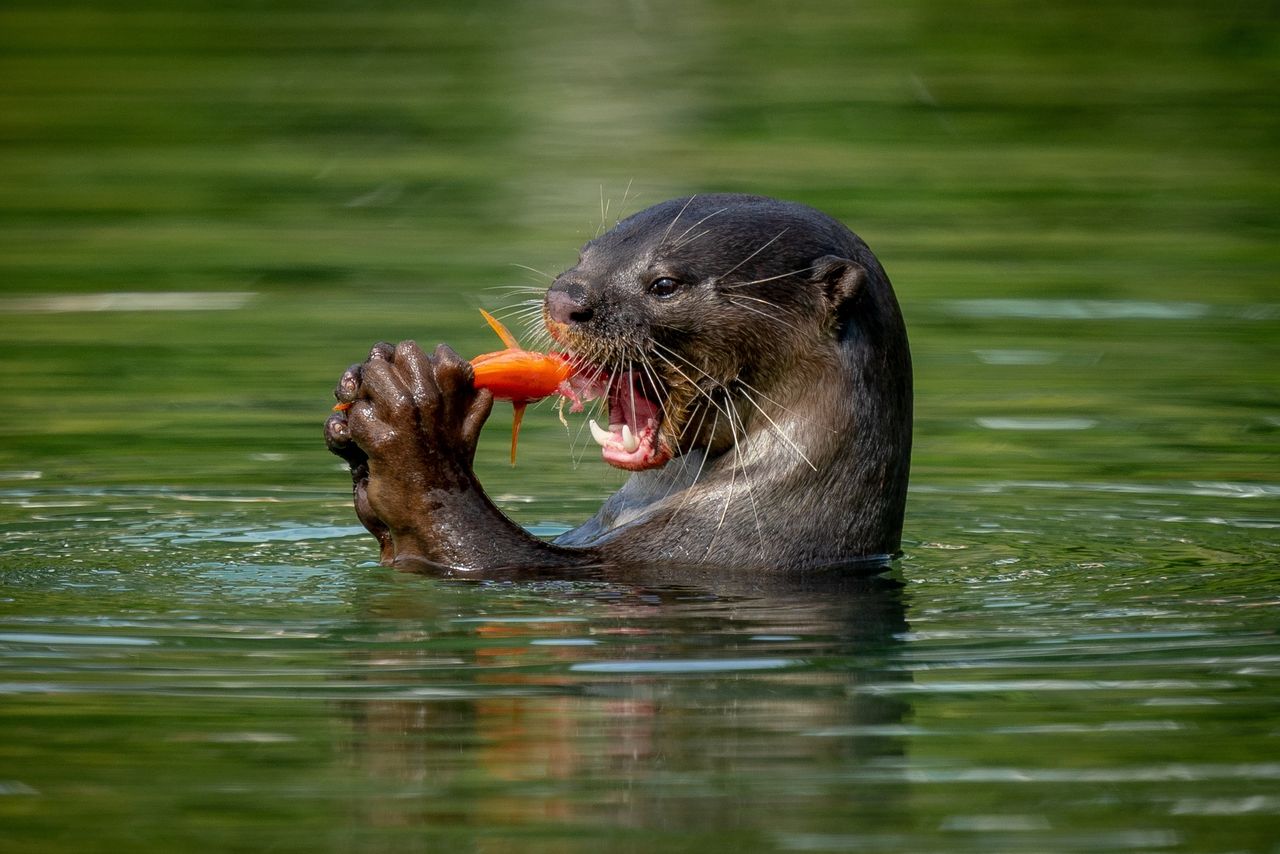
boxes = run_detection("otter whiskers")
[657,194,698,246]
[715,227,789,282]
[649,340,818,471]
[718,264,818,290]
[666,206,729,252]
[724,295,809,336]
[507,263,557,282]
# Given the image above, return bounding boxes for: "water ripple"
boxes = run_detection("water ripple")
[910,480,1280,498]
[943,298,1278,321]
[861,678,1240,694]
[0,632,157,647]
[570,658,798,674]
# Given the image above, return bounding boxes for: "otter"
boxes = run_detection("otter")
[324,194,912,574]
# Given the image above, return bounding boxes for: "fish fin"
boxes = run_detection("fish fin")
[509,402,526,466]
[479,308,522,351]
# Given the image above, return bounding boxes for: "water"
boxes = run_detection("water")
[2,1,1278,852]
[2,484,1276,852]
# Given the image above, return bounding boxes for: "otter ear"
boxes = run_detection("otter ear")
[810,255,867,311]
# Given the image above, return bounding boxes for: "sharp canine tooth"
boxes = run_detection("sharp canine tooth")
[621,424,640,453]
[589,419,613,449]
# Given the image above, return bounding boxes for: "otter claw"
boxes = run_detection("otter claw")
[324,412,366,470]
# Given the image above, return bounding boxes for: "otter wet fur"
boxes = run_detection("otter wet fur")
[324,194,912,575]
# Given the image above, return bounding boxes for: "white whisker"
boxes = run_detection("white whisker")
[617,178,635,224]
[665,409,718,530]
[719,264,817,290]
[725,400,767,559]
[659,195,697,246]
[717,227,789,281]
[509,263,554,281]
[726,297,806,335]
[670,207,728,249]
[672,228,713,251]
[735,384,817,472]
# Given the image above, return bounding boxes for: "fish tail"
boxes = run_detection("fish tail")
[509,402,526,465]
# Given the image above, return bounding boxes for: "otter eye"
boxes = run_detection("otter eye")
[648,277,680,298]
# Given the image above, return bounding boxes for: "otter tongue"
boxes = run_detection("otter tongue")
[610,374,660,434]
[584,372,670,471]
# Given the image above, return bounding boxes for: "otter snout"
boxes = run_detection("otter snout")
[545,282,594,326]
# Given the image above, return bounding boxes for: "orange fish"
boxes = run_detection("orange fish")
[331,310,579,465]
[470,309,574,465]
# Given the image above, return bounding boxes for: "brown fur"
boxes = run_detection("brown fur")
[325,194,912,574]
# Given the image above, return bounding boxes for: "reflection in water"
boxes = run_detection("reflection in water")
[339,575,910,844]
[0,487,1277,851]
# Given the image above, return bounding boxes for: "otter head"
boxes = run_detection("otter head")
[543,194,873,472]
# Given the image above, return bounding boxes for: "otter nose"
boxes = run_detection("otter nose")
[546,283,593,325]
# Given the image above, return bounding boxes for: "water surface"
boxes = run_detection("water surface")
[1,1,1277,851]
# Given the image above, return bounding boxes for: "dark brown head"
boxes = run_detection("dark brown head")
[543,194,906,478]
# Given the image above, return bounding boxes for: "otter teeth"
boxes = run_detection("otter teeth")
[621,424,639,453]
[588,419,643,453]
[589,419,613,449]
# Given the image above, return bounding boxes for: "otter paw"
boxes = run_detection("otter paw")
[326,355,394,562]
[337,340,493,537]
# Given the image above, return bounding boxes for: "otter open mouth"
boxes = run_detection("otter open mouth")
[547,317,676,472]
[583,370,673,471]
